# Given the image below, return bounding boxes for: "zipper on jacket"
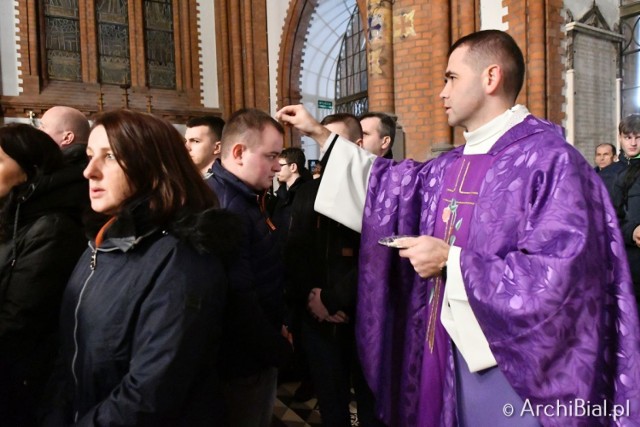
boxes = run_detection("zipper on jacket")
[71,249,97,393]
[90,250,97,270]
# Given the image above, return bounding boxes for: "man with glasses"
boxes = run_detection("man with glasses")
[273,148,310,232]
[276,148,307,200]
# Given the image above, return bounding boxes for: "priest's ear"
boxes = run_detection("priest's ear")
[381,135,392,153]
[483,64,504,95]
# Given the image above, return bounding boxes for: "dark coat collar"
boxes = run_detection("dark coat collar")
[90,200,242,260]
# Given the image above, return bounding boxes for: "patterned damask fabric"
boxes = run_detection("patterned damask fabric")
[357,116,640,426]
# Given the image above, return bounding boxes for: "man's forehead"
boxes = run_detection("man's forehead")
[361,116,380,127]
[447,45,468,64]
[186,125,213,136]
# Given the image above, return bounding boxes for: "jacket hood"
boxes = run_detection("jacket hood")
[18,150,89,225]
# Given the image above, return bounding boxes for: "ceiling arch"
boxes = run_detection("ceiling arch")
[299,0,356,104]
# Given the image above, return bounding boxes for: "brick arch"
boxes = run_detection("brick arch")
[277,0,317,109]
[276,0,318,146]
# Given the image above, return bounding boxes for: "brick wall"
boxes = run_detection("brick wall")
[504,0,565,124]
[277,0,568,159]
[391,0,452,160]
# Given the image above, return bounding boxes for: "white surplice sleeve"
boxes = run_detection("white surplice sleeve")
[314,133,497,372]
[314,134,376,233]
[441,246,497,372]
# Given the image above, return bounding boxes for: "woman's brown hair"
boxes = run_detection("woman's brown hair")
[92,109,218,225]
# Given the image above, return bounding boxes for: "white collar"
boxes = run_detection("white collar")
[462,105,529,154]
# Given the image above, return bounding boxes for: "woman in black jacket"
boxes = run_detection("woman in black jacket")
[0,124,86,426]
[44,110,239,426]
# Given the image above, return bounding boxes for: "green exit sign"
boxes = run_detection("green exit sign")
[318,100,333,109]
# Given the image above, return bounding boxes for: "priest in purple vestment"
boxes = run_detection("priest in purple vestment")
[277,30,640,427]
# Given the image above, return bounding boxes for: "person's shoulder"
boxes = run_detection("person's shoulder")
[26,212,83,240]
[510,116,573,155]
[598,161,625,178]
[298,178,321,195]
[169,208,242,260]
[408,146,462,171]
[62,143,88,164]
[610,161,627,173]
[206,176,244,211]
[291,179,320,209]
[435,146,464,161]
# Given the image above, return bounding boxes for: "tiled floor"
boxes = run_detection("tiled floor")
[271,382,359,427]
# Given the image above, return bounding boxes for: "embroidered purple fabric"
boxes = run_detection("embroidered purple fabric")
[356,116,640,426]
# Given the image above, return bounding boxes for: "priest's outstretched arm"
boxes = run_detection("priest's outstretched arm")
[276,105,495,371]
[277,104,376,232]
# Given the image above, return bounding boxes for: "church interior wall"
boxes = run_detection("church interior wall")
[197,0,220,109]
[0,0,20,98]
[566,0,618,30]
[266,0,290,116]
[572,31,619,162]
[0,0,632,167]
[480,0,508,31]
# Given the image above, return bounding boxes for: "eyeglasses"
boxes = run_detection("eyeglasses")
[278,162,291,167]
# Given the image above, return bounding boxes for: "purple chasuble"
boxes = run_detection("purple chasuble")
[356,115,640,427]
[417,154,539,427]
[417,154,496,427]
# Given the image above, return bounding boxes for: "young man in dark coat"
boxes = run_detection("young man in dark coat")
[206,108,292,427]
[286,113,383,427]
[613,114,640,299]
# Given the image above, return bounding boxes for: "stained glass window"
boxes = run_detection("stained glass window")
[335,5,368,116]
[96,0,131,85]
[144,0,176,89]
[44,0,81,81]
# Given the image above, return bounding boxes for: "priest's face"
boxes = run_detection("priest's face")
[439,46,486,132]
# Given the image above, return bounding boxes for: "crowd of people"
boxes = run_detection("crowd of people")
[0,29,638,427]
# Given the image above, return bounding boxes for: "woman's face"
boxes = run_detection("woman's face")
[0,146,27,198]
[84,126,133,215]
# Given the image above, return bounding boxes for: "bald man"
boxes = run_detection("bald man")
[40,106,90,148]
[39,106,91,218]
